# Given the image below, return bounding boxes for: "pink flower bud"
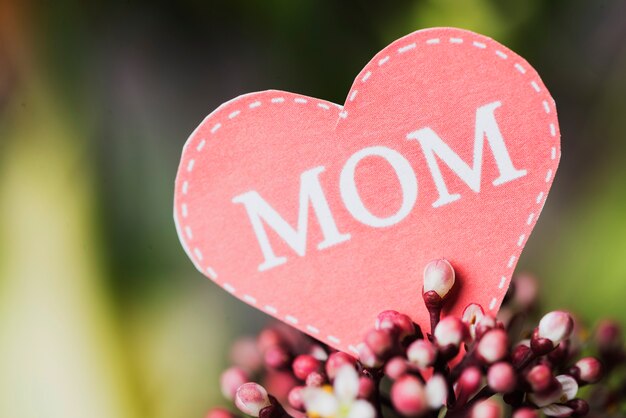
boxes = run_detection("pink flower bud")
[487,362,516,393]
[348,400,376,418]
[287,386,305,411]
[423,259,455,299]
[512,274,538,309]
[309,344,329,361]
[547,340,570,365]
[231,337,263,372]
[537,311,573,346]
[391,375,427,417]
[357,343,383,368]
[262,370,297,403]
[475,315,499,340]
[305,371,325,387]
[530,334,554,356]
[407,339,437,369]
[477,329,508,364]
[574,357,603,383]
[511,342,532,369]
[325,352,356,380]
[292,354,321,380]
[512,407,539,418]
[385,356,408,380]
[334,365,359,402]
[220,367,249,400]
[528,374,578,410]
[376,310,415,340]
[566,399,589,416]
[257,328,284,352]
[205,407,237,418]
[595,320,622,353]
[264,345,291,369]
[434,316,467,348]
[235,383,271,417]
[462,303,484,340]
[526,364,555,393]
[425,374,447,409]
[455,367,483,405]
[359,376,376,398]
[364,328,394,357]
[496,307,514,328]
[471,399,502,418]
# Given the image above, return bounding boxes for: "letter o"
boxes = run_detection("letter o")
[340,146,418,227]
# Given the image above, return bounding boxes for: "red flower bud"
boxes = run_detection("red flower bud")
[391,375,427,416]
[547,340,570,365]
[455,367,483,406]
[376,310,415,340]
[292,354,321,381]
[511,341,532,369]
[530,328,555,356]
[262,370,298,403]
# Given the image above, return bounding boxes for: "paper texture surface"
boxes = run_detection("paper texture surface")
[173,27,560,354]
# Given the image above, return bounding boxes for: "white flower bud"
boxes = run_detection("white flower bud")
[538,311,573,345]
[423,259,455,299]
[235,383,271,417]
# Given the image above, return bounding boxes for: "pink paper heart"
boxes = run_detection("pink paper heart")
[174,27,560,354]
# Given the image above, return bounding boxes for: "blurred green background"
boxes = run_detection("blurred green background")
[0,1,625,417]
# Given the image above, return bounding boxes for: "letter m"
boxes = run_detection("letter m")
[232,166,350,272]
[406,101,527,207]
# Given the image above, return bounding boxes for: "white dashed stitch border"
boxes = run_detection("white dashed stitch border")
[177,30,559,352]
[206,266,217,278]
[178,95,345,345]
[498,276,507,289]
[350,33,558,317]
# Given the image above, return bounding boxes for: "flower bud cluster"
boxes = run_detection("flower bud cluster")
[206,264,621,418]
